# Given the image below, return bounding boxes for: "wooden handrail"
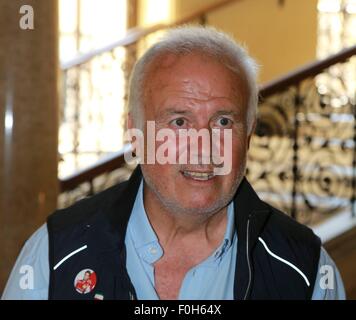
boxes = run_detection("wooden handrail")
[61,0,240,70]
[59,45,356,193]
[167,0,242,26]
[59,148,128,191]
[259,45,356,99]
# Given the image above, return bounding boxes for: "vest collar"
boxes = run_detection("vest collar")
[232,178,271,299]
[88,166,272,300]
[105,166,271,254]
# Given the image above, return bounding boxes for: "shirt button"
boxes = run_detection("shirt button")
[149,246,158,255]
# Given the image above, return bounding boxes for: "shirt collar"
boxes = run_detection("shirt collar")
[128,180,158,249]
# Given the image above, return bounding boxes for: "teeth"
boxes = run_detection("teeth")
[183,171,214,181]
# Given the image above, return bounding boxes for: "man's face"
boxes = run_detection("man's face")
[138,52,253,216]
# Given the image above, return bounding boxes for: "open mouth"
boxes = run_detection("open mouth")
[181,170,215,181]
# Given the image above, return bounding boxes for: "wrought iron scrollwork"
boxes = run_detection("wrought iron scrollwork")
[247,57,356,225]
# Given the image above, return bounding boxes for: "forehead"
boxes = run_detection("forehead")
[143,51,247,110]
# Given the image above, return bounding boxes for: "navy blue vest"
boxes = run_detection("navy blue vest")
[47,166,321,300]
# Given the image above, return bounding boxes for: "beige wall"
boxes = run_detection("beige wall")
[174,0,217,19]
[140,0,318,83]
[138,0,174,26]
[206,0,318,82]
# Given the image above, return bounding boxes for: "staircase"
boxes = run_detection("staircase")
[57,0,356,299]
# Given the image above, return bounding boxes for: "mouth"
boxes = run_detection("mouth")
[181,170,215,181]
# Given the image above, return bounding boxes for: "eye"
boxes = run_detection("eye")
[170,118,186,127]
[215,117,232,127]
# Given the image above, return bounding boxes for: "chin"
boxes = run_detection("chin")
[175,195,228,215]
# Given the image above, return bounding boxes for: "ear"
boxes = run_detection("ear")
[126,112,137,157]
[247,117,257,150]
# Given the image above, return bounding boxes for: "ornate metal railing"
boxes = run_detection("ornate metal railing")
[58,45,356,228]
[58,149,135,208]
[58,0,241,179]
[251,45,356,225]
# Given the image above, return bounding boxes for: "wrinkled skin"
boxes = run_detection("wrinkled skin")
[133,52,253,219]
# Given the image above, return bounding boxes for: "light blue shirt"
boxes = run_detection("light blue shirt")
[1,181,346,300]
[125,181,237,299]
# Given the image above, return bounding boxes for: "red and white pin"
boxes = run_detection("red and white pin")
[74,269,97,294]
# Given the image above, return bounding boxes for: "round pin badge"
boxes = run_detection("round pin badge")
[74,269,97,294]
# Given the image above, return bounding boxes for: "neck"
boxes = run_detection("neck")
[143,182,228,249]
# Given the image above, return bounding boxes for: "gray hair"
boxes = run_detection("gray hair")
[127,25,259,133]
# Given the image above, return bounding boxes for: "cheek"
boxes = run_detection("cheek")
[142,163,179,187]
[229,138,248,172]
[233,138,248,156]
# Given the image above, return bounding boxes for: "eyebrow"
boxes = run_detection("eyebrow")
[213,110,240,117]
[160,108,193,116]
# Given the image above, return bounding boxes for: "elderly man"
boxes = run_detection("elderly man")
[2,26,345,300]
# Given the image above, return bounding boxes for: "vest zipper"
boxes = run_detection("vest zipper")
[243,218,252,300]
[129,291,135,300]
[124,266,136,300]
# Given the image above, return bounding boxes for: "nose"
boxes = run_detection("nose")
[187,123,213,166]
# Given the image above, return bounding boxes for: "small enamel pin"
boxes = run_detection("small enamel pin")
[74,269,97,294]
